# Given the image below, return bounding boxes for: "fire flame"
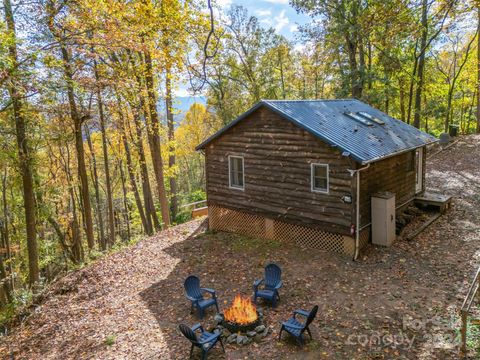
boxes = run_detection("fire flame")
[224,294,258,325]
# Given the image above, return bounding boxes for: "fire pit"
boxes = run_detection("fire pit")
[222,294,261,333]
[213,294,271,345]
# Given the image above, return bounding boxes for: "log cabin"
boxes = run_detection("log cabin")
[196,100,438,259]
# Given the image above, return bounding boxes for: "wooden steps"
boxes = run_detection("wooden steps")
[414,192,452,214]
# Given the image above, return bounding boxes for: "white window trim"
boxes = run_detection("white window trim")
[228,155,245,191]
[311,163,329,194]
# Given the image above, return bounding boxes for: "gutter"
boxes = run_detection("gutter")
[348,163,371,261]
[360,139,438,165]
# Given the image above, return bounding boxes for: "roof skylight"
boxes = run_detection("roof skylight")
[344,112,373,126]
[357,111,385,125]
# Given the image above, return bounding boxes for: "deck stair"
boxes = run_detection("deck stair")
[414,192,452,214]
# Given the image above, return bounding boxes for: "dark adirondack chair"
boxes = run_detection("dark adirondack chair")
[253,263,282,307]
[279,305,319,346]
[179,323,225,360]
[184,275,219,319]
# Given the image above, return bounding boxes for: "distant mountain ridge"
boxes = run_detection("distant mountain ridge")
[158,96,207,125]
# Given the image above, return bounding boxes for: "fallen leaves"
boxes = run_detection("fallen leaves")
[1,135,480,359]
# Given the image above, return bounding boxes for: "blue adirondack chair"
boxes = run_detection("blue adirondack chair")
[184,275,219,319]
[279,305,319,346]
[253,263,282,307]
[179,323,225,360]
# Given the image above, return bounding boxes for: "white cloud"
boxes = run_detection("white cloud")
[214,0,232,8]
[174,87,192,97]
[260,17,273,27]
[274,10,289,33]
[263,0,289,4]
[293,43,306,52]
[289,24,298,33]
[255,8,272,17]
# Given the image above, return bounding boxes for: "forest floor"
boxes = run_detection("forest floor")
[1,135,480,360]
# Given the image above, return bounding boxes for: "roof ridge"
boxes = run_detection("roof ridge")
[196,99,438,164]
[262,99,355,102]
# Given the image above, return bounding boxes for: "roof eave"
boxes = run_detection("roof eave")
[195,101,265,151]
[196,100,439,164]
[360,137,439,165]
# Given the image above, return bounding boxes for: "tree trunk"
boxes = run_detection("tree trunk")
[85,125,106,250]
[143,50,170,227]
[459,91,466,134]
[358,36,366,98]
[60,145,84,264]
[94,61,115,247]
[469,89,476,132]
[0,253,12,303]
[424,92,429,132]
[116,98,150,235]
[399,80,406,122]
[413,0,428,129]
[118,160,131,241]
[407,41,419,125]
[2,170,11,280]
[71,87,95,250]
[165,67,178,221]
[346,35,361,98]
[445,88,454,132]
[127,51,161,232]
[1,171,12,300]
[130,105,159,233]
[444,32,476,132]
[477,6,480,133]
[47,4,95,250]
[3,0,39,284]
[69,199,84,264]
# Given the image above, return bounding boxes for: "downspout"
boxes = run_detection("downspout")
[348,163,370,261]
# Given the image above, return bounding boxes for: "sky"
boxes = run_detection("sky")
[215,0,310,40]
[175,0,310,98]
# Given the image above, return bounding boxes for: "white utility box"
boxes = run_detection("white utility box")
[371,192,396,247]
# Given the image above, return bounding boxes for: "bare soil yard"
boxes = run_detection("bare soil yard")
[1,135,479,360]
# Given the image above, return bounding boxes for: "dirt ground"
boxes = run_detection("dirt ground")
[1,135,479,360]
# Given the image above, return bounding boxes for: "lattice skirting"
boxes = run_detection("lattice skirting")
[208,205,370,258]
[359,226,371,251]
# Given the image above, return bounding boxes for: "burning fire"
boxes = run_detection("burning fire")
[224,294,258,325]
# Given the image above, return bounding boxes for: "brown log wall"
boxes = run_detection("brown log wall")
[359,149,420,227]
[204,105,423,237]
[205,106,355,235]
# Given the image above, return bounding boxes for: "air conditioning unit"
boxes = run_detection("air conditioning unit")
[371,192,396,247]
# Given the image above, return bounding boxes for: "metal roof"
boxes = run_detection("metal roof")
[196,99,438,164]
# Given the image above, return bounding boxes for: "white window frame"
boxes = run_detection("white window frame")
[415,148,423,194]
[311,163,329,194]
[228,155,245,191]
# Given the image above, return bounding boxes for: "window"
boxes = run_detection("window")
[311,163,329,193]
[229,155,244,190]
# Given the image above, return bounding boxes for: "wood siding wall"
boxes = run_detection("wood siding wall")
[205,106,355,235]
[359,149,420,227]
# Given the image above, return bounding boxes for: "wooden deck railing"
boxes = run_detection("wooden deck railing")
[180,200,208,218]
[180,200,207,210]
[460,265,480,356]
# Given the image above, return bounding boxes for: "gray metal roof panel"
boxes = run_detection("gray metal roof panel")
[195,99,438,164]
